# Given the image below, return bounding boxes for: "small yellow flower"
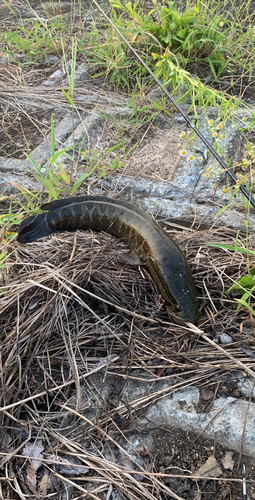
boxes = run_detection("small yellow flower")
[188,155,194,160]
[219,21,224,27]
[242,159,248,164]
[209,119,214,125]
[249,150,254,156]
[181,150,187,156]
[213,132,218,138]
[198,156,203,162]
[221,134,225,139]
[180,132,185,138]
[217,123,223,129]
[208,167,212,172]
[205,173,209,177]
[222,188,227,194]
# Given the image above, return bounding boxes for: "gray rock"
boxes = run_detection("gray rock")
[0,57,9,67]
[76,369,255,458]
[111,493,125,500]
[0,113,81,194]
[69,63,90,84]
[43,69,65,86]
[143,388,255,457]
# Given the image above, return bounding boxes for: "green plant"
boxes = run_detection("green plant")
[206,224,255,317]
[10,109,132,203]
[78,18,142,87]
[78,0,255,130]
[0,203,25,241]
[125,0,226,73]
[216,148,255,216]
[81,0,237,83]
[1,16,66,64]
[227,272,255,316]
[0,250,12,267]
[0,0,254,231]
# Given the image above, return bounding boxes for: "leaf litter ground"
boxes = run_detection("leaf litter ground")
[1,221,255,499]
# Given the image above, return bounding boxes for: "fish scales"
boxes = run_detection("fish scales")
[17,196,199,323]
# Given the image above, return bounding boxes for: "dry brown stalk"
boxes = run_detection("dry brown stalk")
[0,224,254,498]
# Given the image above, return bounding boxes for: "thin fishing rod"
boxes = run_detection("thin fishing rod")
[92,0,255,210]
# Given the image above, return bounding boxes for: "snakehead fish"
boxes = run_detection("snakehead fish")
[17,195,199,323]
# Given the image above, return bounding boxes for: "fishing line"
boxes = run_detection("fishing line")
[91,0,255,209]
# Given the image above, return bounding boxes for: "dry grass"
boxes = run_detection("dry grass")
[0,60,129,108]
[0,222,254,498]
[0,1,254,497]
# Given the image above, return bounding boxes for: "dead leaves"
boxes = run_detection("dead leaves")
[22,440,89,492]
[195,451,235,481]
[195,455,222,479]
[221,451,235,471]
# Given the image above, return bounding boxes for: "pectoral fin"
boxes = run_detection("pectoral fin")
[121,252,142,266]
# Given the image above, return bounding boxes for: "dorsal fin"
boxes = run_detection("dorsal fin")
[41,195,158,227]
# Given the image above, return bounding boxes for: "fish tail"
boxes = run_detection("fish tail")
[17,214,51,243]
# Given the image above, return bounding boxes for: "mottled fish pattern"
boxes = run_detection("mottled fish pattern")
[17,195,199,323]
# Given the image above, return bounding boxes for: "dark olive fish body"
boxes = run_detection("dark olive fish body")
[17,196,199,323]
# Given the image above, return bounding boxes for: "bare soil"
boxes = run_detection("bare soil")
[153,428,255,500]
[0,108,65,158]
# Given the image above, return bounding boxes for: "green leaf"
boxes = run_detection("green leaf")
[0,250,14,268]
[70,172,89,194]
[205,243,255,256]
[150,100,164,110]
[214,53,225,62]
[61,88,74,105]
[235,298,255,316]
[49,146,73,163]
[208,58,217,79]
[25,154,39,170]
[106,140,126,154]
[10,183,35,209]
[177,28,187,38]
[35,174,58,199]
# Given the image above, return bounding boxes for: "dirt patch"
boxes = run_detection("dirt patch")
[0,0,77,22]
[154,427,255,500]
[84,115,188,181]
[0,107,65,158]
[120,121,185,180]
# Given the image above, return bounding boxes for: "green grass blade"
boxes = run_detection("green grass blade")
[205,243,255,256]
[61,88,74,105]
[70,173,89,194]
[51,113,55,157]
